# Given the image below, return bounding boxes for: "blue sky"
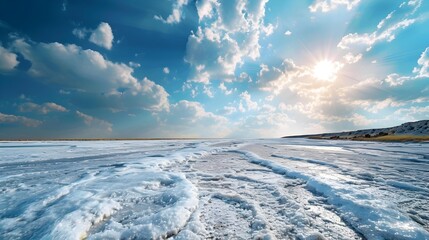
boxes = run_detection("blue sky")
[0,0,428,139]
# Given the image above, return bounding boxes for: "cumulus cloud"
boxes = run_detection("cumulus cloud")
[413,47,429,78]
[338,19,415,51]
[203,85,214,98]
[343,52,362,64]
[13,39,169,112]
[383,47,429,86]
[309,0,360,12]
[257,63,285,94]
[222,106,237,115]
[0,112,42,127]
[76,110,113,132]
[155,0,190,24]
[257,59,310,95]
[195,0,217,21]
[72,28,88,39]
[262,23,275,36]
[89,22,114,50]
[339,47,429,109]
[163,67,170,74]
[19,102,68,114]
[384,73,411,86]
[185,27,241,83]
[257,59,383,132]
[156,100,229,137]
[218,82,234,95]
[128,61,141,68]
[393,105,429,122]
[337,1,420,52]
[73,22,114,50]
[363,98,405,113]
[255,57,359,130]
[185,0,270,83]
[230,105,296,138]
[239,91,258,111]
[0,45,19,72]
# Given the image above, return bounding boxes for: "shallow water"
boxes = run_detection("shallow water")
[0,139,428,239]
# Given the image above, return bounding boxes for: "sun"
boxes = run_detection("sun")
[312,60,338,82]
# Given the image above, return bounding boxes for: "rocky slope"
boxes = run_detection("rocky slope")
[284,120,429,140]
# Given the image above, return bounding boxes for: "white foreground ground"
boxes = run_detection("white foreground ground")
[1,139,428,240]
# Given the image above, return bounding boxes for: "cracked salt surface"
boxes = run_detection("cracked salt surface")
[0,139,428,239]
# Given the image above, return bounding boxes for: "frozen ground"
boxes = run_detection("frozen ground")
[1,139,428,240]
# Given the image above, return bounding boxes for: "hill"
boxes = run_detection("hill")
[284,120,429,142]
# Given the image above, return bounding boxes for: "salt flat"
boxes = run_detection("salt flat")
[1,139,428,239]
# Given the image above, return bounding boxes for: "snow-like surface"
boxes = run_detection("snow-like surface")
[1,139,428,239]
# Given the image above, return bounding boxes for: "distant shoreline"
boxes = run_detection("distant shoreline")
[284,120,429,142]
[0,138,212,141]
[308,135,429,142]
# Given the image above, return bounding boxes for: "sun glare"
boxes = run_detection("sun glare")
[313,60,337,81]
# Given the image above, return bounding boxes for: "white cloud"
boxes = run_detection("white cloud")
[14,39,169,112]
[230,109,295,138]
[377,11,394,29]
[284,30,292,36]
[413,47,429,78]
[0,45,19,72]
[72,28,88,39]
[155,0,190,24]
[203,85,214,98]
[128,61,141,68]
[338,19,415,51]
[338,49,429,117]
[358,98,405,113]
[309,0,360,12]
[156,100,229,137]
[222,106,237,115]
[261,103,276,112]
[89,22,114,50]
[257,59,310,94]
[239,72,252,82]
[350,113,373,127]
[73,23,114,50]
[19,102,68,114]
[384,73,411,86]
[195,0,217,21]
[258,63,285,94]
[262,23,275,36]
[185,0,270,83]
[238,102,245,112]
[19,94,31,101]
[393,105,429,121]
[338,2,420,52]
[163,67,170,74]
[59,89,71,95]
[186,27,241,82]
[383,47,429,86]
[343,52,362,64]
[191,88,197,98]
[0,112,42,127]
[218,82,233,95]
[76,110,113,132]
[239,91,258,111]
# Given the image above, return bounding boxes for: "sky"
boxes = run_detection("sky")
[0,0,428,139]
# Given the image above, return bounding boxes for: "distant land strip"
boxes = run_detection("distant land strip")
[284,120,429,142]
[0,138,214,141]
